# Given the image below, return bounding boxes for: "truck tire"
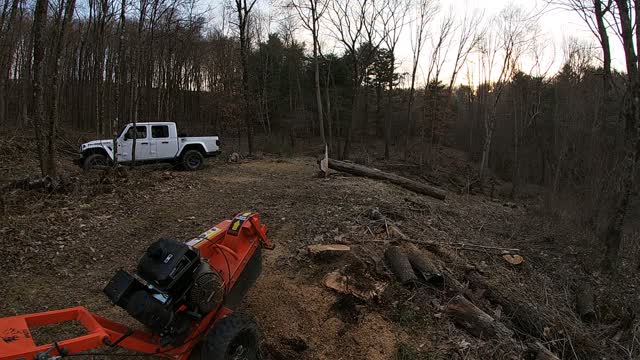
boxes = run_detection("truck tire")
[181,149,204,171]
[83,153,108,171]
[201,312,261,360]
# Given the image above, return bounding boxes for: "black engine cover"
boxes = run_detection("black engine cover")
[103,238,204,339]
[137,238,200,289]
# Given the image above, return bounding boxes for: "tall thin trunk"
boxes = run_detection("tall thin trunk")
[312,9,324,145]
[384,83,391,160]
[114,0,126,140]
[31,0,49,176]
[325,64,333,152]
[237,0,256,155]
[594,0,612,93]
[0,0,19,126]
[342,60,359,160]
[406,65,419,161]
[601,0,640,270]
[47,0,76,177]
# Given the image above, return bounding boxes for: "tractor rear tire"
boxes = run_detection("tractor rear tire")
[201,312,261,360]
[181,150,204,171]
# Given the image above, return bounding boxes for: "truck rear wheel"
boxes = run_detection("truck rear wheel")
[83,153,108,171]
[181,150,204,171]
[201,312,261,360]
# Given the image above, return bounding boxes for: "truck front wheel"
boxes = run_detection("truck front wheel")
[83,153,108,171]
[181,150,204,171]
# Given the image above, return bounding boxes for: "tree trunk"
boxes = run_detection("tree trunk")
[325,62,333,153]
[342,60,360,160]
[511,99,519,199]
[238,2,254,155]
[384,82,392,160]
[594,0,612,94]
[115,0,126,132]
[312,13,325,145]
[602,0,640,270]
[342,88,358,160]
[31,0,49,176]
[0,0,20,126]
[405,69,418,161]
[47,0,76,177]
[479,113,495,184]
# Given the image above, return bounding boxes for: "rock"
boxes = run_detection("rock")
[228,152,240,163]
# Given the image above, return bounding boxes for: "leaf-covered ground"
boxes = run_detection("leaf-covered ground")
[1,152,638,359]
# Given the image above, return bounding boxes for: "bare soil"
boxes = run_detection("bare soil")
[1,147,639,359]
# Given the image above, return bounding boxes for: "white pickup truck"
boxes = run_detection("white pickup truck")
[77,122,220,171]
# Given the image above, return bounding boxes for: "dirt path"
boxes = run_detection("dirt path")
[0,158,414,359]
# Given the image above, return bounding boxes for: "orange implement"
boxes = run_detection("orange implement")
[0,212,272,360]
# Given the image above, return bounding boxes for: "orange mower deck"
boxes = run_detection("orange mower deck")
[0,212,273,360]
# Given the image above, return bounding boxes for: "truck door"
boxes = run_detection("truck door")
[119,125,151,161]
[150,125,177,159]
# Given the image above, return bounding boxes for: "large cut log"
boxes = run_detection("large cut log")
[446,295,514,340]
[384,246,417,285]
[325,159,446,200]
[406,248,444,287]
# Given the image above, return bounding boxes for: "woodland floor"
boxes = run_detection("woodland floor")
[1,136,640,359]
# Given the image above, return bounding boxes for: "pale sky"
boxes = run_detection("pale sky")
[208,0,624,86]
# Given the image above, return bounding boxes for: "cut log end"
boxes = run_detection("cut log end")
[384,246,417,285]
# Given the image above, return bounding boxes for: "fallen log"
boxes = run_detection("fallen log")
[384,246,417,285]
[1,176,55,192]
[446,295,514,340]
[466,271,552,339]
[406,249,444,287]
[575,283,596,323]
[324,159,446,200]
[528,342,561,360]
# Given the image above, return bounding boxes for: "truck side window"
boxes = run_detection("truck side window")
[152,125,169,138]
[125,126,147,140]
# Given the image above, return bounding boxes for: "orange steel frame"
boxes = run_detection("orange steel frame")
[0,212,273,360]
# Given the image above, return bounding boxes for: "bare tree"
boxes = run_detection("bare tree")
[448,8,484,92]
[234,0,258,155]
[30,0,50,176]
[327,0,382,159]
[422,10,454,164]
[405,0,436,161]
[599,0,640,270]
[0,0,20,125]
[289,0,328,146]
[425,12,454,85]
[46,0,77,176]
[379,0,409,159]
[547,0,613,93]
[478,6,537,184]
